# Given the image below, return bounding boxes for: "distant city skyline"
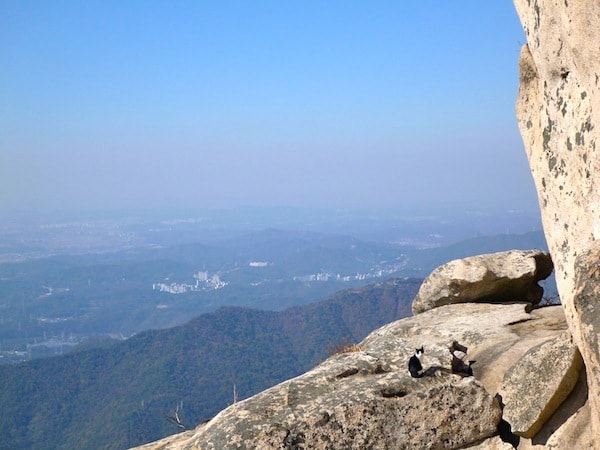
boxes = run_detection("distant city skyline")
[1,1,536,216]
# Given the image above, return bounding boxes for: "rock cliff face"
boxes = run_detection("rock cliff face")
[513,0,600,439]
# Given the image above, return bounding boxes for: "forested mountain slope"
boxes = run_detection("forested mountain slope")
[0,278,419,450]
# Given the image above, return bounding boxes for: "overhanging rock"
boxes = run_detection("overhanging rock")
[412,250,553,315]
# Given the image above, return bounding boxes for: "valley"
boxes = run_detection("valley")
[0,207,555,449]
[0,207,546,365]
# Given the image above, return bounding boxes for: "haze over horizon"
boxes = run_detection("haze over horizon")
[2,2,537,218]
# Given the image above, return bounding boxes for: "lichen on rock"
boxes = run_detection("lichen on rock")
[500,331,583,438]
[514,0,600,440]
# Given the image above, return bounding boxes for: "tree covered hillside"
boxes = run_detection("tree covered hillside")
[0,277,419,450]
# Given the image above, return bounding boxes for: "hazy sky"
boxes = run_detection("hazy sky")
[1,1,536,215]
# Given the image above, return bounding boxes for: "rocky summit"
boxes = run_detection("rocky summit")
[514,0,600,439]
[133,251,591,450]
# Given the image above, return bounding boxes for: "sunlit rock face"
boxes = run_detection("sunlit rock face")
[513,0,600,439]
[500,331,583,438]
[411,250,553,315]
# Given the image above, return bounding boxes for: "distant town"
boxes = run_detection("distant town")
[293,262,407,283]
[152,258,409,295]
[152,271,228,294]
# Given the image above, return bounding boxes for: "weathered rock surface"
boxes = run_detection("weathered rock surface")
[573,242,600,437]
[181,375,499,450]
[517,366,591,449]
[500,331,583,438]
[465,436,515,450]
[411,250,553,315]
[514,0,600,439]
[133,302,581,450]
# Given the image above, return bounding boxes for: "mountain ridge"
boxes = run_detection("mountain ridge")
[0,277,420,450]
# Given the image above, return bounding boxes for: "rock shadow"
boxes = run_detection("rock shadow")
[495,394,521,448]
[420,365,451,377]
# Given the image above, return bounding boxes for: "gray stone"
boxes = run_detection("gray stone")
[465,436,514,450]
[411,250,553,315]
[500,331,583,438]
[188,375,500,450]
[573,242,600,436]
[516,365,592,449]
[514,0,600,440]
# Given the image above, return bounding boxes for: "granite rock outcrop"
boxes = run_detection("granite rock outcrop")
[514,0,600,439]
[134,299,586,449]
[500,331,583,438]
[411,250,553,315]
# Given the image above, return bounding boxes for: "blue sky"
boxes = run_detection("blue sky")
[1,1,535,215]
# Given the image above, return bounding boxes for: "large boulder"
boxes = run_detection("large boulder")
[411,250,553,315]
[176,373,500,450]
[514,0,600,439]
[500,331,583,438]
[134,302,577,450]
